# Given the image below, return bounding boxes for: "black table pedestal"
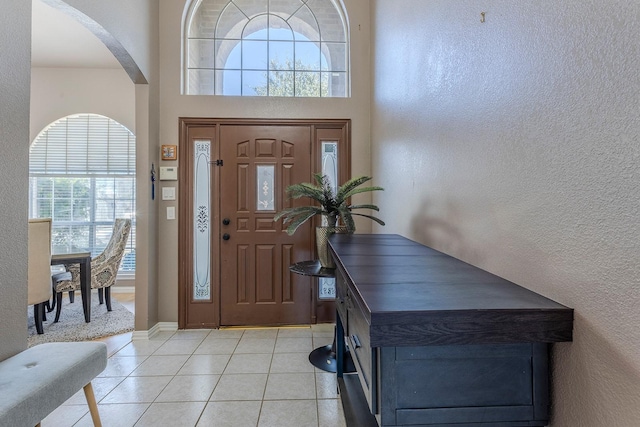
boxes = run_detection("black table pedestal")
[289,260,355,374]
[309,344,337,372]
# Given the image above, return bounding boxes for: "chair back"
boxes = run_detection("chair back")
[28,218,52,305]
[105,218,131,262]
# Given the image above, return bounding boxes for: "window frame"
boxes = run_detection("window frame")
[182,0,350,97]
[29,114,136,277]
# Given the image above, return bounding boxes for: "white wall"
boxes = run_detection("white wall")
[30,67,135,140]
[0,0,31,360]
[371,0,640,425]
[155,0,373,321]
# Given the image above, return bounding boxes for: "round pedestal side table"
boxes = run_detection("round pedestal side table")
[289,260,354,373]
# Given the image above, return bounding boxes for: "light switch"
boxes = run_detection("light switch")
[166,206,175,220]
[162,187,176,200]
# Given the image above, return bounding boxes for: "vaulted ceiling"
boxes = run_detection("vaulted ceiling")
[31,0,120,69]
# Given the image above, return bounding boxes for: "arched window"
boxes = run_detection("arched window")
[29,114,136,274]
[184,0,349,97]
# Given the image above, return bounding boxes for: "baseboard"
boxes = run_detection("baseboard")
[131,322,178,340]
[158,322,179,331]
[132,326,157,340]
[111,286,135,293]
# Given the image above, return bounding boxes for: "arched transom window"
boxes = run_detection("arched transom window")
[184,0,349,97]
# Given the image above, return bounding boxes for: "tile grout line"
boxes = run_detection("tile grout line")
[53,326,343,426]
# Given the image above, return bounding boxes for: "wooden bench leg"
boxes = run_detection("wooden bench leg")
[83,382,102,427]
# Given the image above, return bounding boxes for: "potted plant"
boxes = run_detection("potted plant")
[274,173,385,267]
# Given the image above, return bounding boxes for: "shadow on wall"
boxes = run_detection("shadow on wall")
[410,201,640,425]
[550,311,640,426]
[408,194,562,301]
[409,198,487,265]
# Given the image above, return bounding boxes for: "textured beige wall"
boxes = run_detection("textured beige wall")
[30,67,135,140]
[27,1,159,331]
[371,0,640,425]
[55,0,155,82]
[155,0,373,322]
[54,0,161,331]
[0,0,31,360]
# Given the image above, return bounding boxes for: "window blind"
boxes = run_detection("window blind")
[30,114,135,176]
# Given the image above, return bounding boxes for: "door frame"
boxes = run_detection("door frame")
[178,118,351,329]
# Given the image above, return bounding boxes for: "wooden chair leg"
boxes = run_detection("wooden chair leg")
[98,287,104,305]
[54,292,63,323]
[105,287,112,311]
[45,298,52,312]
[34,303,44,334]
[83,382,102,427]
[69,290,75,303]
[45,299,53,312]
[47,283,56,312]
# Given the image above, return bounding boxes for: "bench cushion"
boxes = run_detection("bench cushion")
[0,342,107,427]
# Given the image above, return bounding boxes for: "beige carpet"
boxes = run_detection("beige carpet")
[28,292,134,347]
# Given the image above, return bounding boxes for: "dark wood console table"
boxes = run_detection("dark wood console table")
[329,234,573,427]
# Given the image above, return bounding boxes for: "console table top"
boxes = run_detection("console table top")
[329,233,573,345]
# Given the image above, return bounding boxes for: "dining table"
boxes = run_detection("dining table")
[51,252,92,323]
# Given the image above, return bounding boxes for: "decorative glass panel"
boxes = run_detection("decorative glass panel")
[193,140,211,300]
[319,140,338,299]
[319,277,336,299]
[256,165,275,211]
[321,141,338,192]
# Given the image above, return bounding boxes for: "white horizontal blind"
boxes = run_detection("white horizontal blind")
[30,114,135,176]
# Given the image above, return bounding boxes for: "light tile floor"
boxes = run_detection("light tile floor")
[42,325,346,427]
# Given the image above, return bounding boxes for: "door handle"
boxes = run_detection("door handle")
[222,233,230,241]
[222,218,230,225]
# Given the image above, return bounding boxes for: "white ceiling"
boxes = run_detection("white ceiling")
[31,0,121,69]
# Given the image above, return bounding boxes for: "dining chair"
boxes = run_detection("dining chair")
[46,270,72,313]
[52,218,132,323]
[28,218,53,334]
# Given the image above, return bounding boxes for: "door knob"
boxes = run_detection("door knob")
[222,233,230,241]
[222,218,230,225]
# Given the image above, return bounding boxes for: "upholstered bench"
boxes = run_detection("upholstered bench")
[0,342,107,427]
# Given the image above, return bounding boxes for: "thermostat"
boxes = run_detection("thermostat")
[159,166,178,181]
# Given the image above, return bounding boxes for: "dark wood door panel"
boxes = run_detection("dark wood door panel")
[219,124,313,326]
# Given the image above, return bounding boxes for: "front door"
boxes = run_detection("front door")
[178,119,351,329]
[219,124,313,326]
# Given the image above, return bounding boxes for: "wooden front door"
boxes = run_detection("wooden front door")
[219,124,313,326]
[179,119,351,329]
